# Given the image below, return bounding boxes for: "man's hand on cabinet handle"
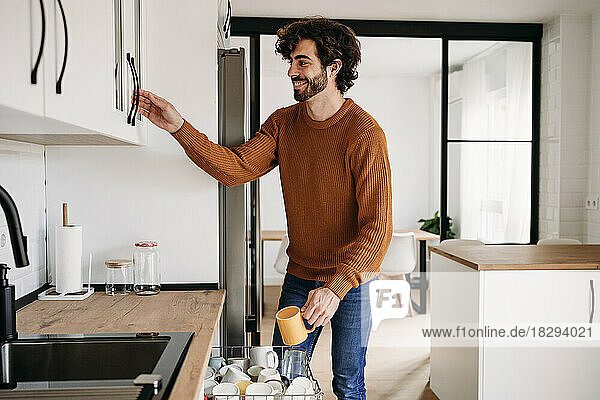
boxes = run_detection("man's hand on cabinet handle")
[136,89,185,133]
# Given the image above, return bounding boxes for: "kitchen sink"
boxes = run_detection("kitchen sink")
[0,332,193,399]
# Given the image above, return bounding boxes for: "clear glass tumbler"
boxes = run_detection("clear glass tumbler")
[281,348,307,380]
[105,259,133,295]
[133,240,161,295]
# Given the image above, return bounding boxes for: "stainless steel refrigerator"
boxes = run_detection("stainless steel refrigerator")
[218,48,263,353]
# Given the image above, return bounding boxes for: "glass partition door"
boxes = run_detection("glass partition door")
[445,41,533,243]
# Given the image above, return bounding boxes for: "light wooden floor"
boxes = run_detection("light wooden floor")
[261,286,439,400]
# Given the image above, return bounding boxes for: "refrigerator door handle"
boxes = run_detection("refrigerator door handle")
[249,179,263,344]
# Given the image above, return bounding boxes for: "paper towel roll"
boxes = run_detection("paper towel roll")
[55,225,83,293]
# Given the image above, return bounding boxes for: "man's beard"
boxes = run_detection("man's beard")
[293,67,328,102]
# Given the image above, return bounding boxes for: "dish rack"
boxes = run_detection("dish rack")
[206,345,325,399]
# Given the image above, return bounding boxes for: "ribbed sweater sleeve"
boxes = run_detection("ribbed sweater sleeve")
[324,128,393,299]
[170,114,279,187]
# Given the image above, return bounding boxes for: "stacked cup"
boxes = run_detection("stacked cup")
[204,345,315,398]
[206,355,252,397]
[246,346,283,397]
[283,376,315,400]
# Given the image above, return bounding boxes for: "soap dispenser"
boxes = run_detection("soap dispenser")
[0,264,17,341]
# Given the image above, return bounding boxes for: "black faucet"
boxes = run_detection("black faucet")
[0,184,29,342]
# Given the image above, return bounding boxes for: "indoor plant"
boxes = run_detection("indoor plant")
[418,211,456,239]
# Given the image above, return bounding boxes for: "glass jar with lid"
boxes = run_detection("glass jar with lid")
[133,240,161,295]
[105,259,133,295]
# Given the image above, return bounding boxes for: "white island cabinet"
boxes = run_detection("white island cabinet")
[430,245,600,400]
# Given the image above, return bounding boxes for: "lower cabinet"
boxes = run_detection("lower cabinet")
[481,270,600,400]
[430,253,600,400]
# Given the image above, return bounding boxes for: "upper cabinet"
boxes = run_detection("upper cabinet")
[217,0,231,49]
[0,0,45,117]
[0,0,147,145]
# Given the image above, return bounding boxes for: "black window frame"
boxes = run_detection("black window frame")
[231,17,542,244]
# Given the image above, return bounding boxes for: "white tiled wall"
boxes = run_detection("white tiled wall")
[539,17,561,239]
[587,10,600,243]
[0,139,46,298]
[539,15,592,243]
[559,15,591,242]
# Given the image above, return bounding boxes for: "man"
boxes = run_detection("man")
[137,17,392,400]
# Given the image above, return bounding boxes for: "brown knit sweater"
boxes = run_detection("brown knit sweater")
[171,98,393,299]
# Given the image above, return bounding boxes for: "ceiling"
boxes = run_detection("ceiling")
[232,0,598,23]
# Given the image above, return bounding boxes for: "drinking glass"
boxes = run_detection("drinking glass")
[281,348,307,380]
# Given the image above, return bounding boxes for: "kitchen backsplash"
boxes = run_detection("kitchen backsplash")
[0,139,46,298]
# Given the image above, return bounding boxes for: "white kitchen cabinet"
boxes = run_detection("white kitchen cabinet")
[0,0,45,116]
[0,0,146,145]
[43,0,113,136]
[430,253,481,400]
[430,252,600,400]
[120,0,145,129]
[481,270,600,400]
[217,0,231,48]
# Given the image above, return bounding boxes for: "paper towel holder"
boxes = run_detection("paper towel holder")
[38,203,95,301]
[38,252,95,301]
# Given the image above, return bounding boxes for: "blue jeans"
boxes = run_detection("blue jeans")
[272,273,374,400]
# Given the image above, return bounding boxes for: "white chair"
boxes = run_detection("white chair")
[380,232,418,276]
[379,232,417,316]
[439,239,485,248]
[273,234,290,275]
[537,238,582,245]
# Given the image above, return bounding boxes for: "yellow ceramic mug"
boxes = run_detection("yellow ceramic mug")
[275,306,315,346]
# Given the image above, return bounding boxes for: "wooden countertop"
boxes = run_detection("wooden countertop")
[16,290,225,400]
[430,244,600,270]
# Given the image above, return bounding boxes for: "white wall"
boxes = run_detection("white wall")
[45,0,219,284]
[539,18,562,240]
[0,139,46,298]
[587,9,600,242]
[539,14,592,242]
[559,15,591,242]
[349,76,434,227]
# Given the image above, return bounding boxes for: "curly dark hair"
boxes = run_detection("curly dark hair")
[275,17,361,94]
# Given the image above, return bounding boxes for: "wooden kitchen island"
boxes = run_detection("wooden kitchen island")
[16,290,225,400]
[429,245,600,400]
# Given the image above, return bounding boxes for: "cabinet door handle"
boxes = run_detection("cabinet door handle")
[31,0,46,84]
[131,56,139,125]
[55,0,68,94]
[126,53,134,125]
[126,53,138,126]
[114,61,120,109]
[223,0,231,39]
[590,279,595,324]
